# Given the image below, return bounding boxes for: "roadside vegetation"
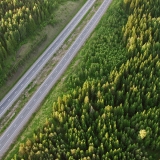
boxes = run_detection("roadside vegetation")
[4,0,160,159]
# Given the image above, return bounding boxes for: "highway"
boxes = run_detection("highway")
[0,0,96,118]
[0,0,112,158]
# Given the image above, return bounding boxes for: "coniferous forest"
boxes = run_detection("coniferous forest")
[0,0,68,86]
[10,0,160,159]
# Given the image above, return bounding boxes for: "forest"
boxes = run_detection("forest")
[9,0,160,159]
[0,0,70,87]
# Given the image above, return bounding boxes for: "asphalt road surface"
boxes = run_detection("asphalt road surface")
[0,0,112,158]
[0,0,96,119]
